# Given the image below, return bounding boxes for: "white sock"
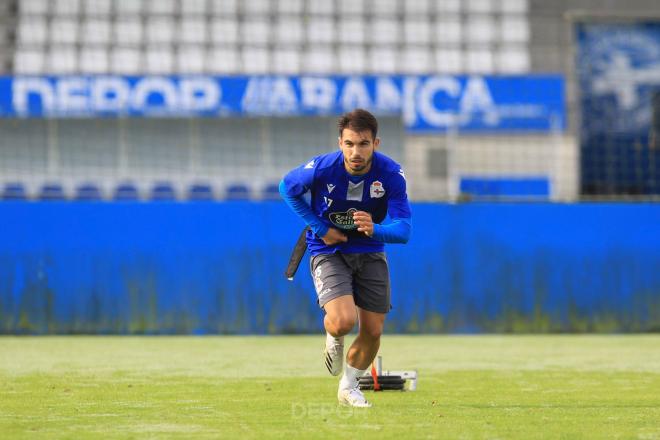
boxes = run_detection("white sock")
[326,332,344,346]
[339,363,366,391]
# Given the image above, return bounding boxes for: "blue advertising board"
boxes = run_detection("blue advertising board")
[0,75,565,133]
[1,202,659,334]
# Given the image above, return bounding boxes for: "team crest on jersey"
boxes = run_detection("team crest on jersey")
[370,181,385,198]
[329,208,358,230]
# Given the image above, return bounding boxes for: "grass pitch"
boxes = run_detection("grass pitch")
[1,335,660,439]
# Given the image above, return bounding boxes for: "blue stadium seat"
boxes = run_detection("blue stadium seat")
[2,182,27,200]
[225,183,251,200]
[75,183,102,201]
[187,184,215,201]
[150,182,177,201]
[113,183,140,201]
[261,183,281,200]
[38,183,66,201]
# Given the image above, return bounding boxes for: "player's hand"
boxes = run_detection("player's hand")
[321,228,348,245]
[353,211,374,237]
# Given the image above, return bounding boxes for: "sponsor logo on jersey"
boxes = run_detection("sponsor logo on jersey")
[327,183,335,193]
[329,208,358,230]
[370,181,385,198]
[398,169,406,179]
[304,160,315,169]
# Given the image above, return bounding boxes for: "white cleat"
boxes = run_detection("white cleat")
[323,333,344,376]
[338,387,372,408]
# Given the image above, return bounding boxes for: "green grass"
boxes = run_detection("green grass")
[1,335,660,439]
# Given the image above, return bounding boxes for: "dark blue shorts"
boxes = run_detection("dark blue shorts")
[309,252,391,314]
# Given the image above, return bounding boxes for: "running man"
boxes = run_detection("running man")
[279,109,412,407]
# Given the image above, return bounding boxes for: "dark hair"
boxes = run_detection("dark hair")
[338,108,378,139]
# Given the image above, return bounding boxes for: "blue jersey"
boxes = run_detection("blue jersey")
[281,150,411,255]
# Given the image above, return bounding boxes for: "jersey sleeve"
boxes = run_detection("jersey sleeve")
[386,168,411,220]
[280,157,318,197]
[278,180,329,238]
[280,157,330,238]
[371,168,412,244]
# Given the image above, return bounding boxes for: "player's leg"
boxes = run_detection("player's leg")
[346,308,385,369]
[310,254,356,376]
[323,295,357,337]
[350,252,390,364]
[337,308,385,407]
[337,253,390,407]
[322,295,357,376]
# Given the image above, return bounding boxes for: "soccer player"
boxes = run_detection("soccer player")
[279,109,412,407]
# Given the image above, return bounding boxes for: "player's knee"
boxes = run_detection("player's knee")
[360,325,383,341]
[329,314,356,336]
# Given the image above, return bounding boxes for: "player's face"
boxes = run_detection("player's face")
[339,128,380,176]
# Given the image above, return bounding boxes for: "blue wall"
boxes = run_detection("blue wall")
[1,202,659,334]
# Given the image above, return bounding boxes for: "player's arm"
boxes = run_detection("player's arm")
[353,211,411,243]
[353,170,412,244]
[279,182,347,244]
[279,180,328,237]
[279,163,347,244]
[372,217,411,243]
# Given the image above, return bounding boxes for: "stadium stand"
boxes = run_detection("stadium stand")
[12,0,532,76]
[187,183,215,201]
[1,0,659,201]
[150,182,177,201]
[2,182,28,201]
[261,183,282,200]
[225,183,251,201]
[113,183,140,201]
[38,183,66,201]
[75,183,103,201]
